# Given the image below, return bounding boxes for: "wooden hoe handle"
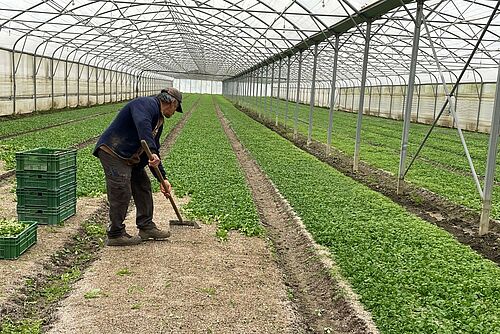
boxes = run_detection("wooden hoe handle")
[140,140,183,223]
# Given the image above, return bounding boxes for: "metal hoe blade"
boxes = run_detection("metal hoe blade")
[170,220,201,229]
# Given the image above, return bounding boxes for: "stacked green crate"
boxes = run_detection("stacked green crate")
[16,148,77,225]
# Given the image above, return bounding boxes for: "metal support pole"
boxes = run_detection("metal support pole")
[259,67,264,117]
[285,56,291,127]
[11,51,16,115]
[308,44,319,146]
[77,62,80,107]
[96,66,99,104]
[479,63,500,235]
[476,83,484,131]
[397,0,423,193]
[270,62,275,121]
[353,21,372,171]
[294,51,303,138]
[389,85,394,118]
[327,35,339,155]
[264,65,269,118]
[65,60,68,108]
[276,58,282,126]
[33,54,37,112]
[87,66,90,105]
[236,79,240,105]
[51,57,55,109]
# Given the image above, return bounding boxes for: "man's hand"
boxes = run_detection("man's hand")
[149,153,161,168]
[160,180,172,198]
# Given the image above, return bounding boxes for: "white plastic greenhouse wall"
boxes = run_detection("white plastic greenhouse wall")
[0,48,173,116]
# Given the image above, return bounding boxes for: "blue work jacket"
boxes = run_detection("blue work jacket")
[93,96,167,180]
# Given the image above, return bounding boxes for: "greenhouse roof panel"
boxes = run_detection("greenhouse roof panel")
[0,0,498,82]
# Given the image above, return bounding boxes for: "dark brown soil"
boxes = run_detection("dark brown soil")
[214,100,379,334]
[237,104,500,266]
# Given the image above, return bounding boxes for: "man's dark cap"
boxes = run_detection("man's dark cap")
[160,87,183,113]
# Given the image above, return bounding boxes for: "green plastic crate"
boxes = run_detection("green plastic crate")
[16,169,76,191]
[16,148,76,172]
[17,199,76,225]
[17,184,76,208]
[0,221,37,260]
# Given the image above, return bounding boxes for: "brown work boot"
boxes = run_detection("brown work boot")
[139,227,171,241]
[106,233,142,246]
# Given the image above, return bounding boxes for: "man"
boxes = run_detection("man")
[93,87,183,246]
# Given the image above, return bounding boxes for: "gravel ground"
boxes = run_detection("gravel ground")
[47,193,304,334]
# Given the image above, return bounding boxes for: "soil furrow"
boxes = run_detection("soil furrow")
[214,100,378,334]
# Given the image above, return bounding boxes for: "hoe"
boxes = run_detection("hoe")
[141,140,201,229]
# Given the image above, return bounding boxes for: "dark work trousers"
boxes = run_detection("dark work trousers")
[97,149,155,237]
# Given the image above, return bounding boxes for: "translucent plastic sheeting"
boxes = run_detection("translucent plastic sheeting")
[0,0,498,84]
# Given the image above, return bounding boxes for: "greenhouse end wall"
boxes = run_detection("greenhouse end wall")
[0,49,173,116]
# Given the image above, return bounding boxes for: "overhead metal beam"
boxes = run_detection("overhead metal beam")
[237,0,415,76]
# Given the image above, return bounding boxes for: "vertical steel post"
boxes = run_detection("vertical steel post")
[308,44,319,146]
[259,67,264,117]
[33,54,37,112]
[65,60,68,108]
[120,71,123,101]
[368,86,373,115]
[87,66,90,105]
[327,35,340,155]
[294,51,303,138]
[236,78,240,105]
[270,62,275,121]
[96,66,99,104]
[378,85,382,116]
[264,64,269,118]
[115,69,118,101]
[51,57,56,109]
[285,56,291,127]
[397,0,423,193]
[77,62,81,107]
[389,85,394,118]
[11,50,16,115]
[479,64,500,235]
[476,82,484,131]
[276,58,282,126]
[353,21,372,171]
[249,72,253,106]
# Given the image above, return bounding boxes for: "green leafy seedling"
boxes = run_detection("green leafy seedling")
[116,268,132,276]
[127,285,144,294]
[84,288,105,299]
[200,287,216,297]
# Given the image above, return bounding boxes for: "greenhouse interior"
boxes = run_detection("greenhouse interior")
[1,0,500,333]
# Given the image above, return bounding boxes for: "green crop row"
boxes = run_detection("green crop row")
[239,97,500,218]
[0,102,127,138]
[218,95,500,334]
[242,96,491,171]
[164,95,262,239]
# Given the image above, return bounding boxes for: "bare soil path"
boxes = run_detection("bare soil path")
[47,193,303,334]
